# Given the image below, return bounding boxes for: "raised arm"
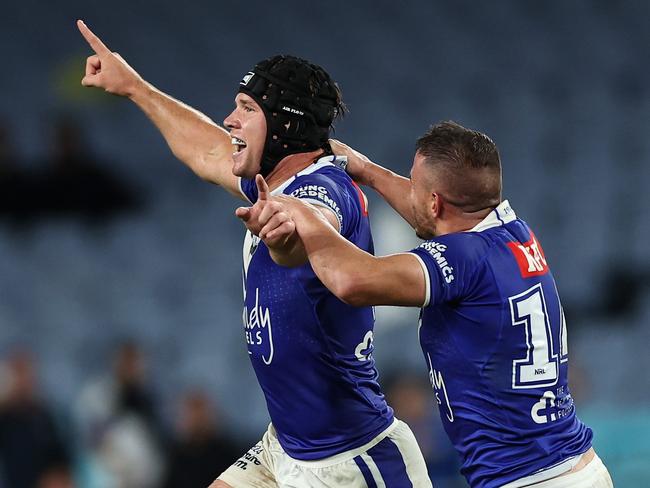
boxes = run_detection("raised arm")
[254,194,427,307]
[330,139,416,228]
[77,20,241,198]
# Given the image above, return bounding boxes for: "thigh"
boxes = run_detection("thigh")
[217,439,278,488]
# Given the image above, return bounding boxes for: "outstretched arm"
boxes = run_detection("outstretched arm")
[330,139,416,228]
[236,176,340,267]
[254,194,427,307]
[77,20,241,198]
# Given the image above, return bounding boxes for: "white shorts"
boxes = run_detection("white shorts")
[509,453,613,488]
[218,419,432,488]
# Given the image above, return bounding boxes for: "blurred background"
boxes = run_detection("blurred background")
[1,0,649,486]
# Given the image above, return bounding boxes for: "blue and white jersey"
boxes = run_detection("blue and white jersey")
[238,155,394,460]
[409,201,593,488]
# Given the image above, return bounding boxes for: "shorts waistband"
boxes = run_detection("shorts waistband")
[501,448,593,488]
[281,418,400,468]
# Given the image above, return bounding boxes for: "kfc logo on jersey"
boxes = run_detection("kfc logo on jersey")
[507,232,549,278]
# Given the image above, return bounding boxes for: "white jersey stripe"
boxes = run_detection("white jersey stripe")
[406,252,431,307]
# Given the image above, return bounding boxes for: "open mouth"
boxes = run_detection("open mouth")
[231,136,247,155]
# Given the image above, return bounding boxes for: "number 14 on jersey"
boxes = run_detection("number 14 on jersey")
[509,283,568,389]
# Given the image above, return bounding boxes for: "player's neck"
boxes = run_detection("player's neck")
[265,149,324,191]
[438,208,494,235]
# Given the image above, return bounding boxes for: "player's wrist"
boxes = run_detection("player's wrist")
[353,158,377,188]
[127,77,151,102]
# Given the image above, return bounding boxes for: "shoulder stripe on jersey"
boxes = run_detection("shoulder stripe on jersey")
[407,252,431,307]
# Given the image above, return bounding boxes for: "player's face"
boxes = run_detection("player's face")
[410,153,438,240]
[224,93,267,178]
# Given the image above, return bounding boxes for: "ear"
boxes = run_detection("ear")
[431,192,443,218]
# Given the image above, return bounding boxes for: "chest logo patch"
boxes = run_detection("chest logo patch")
[507,232,548,278]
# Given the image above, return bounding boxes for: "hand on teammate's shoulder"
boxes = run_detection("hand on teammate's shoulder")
[329,139,371,184]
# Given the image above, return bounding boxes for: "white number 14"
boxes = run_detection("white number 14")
[510,283,568,389]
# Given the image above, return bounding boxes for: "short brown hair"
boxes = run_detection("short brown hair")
[416,121,502,211]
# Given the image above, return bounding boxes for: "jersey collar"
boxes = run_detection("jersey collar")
[270,155,342,196]
[468,200,516,233]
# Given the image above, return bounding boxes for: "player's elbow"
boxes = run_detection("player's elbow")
[332,275,373,307]
[189,154,215,182]
[175,151,220,184]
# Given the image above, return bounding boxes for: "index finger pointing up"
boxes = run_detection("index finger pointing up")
[77,20,111,56]
[256,174,270,201]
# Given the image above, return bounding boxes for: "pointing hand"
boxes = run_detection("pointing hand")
[77,19,144,97]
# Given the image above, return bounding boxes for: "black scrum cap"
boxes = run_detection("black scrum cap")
[238,55,341,176]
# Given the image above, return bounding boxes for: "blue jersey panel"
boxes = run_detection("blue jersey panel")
[409,202,592,488]
[240,158,393,460]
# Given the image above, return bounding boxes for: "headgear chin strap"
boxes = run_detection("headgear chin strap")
[238,55,340,177]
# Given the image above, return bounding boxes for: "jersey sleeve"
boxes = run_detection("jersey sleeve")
[408,236,477,307]
[238,177,258,204]
[284,173,360,237]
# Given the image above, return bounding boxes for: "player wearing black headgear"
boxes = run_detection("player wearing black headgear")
[238,55,345,176]
[78,20,432,488]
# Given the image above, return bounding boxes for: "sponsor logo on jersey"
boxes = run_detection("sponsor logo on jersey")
[243,288,275,365]
[290,185,343,228]
[427,353,454,422]
[507,232,548,278]
[354,331,374,361]
[530,387,574,424]
[419,241,455,284]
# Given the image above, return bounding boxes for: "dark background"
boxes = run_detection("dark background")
[1,1,648,486]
